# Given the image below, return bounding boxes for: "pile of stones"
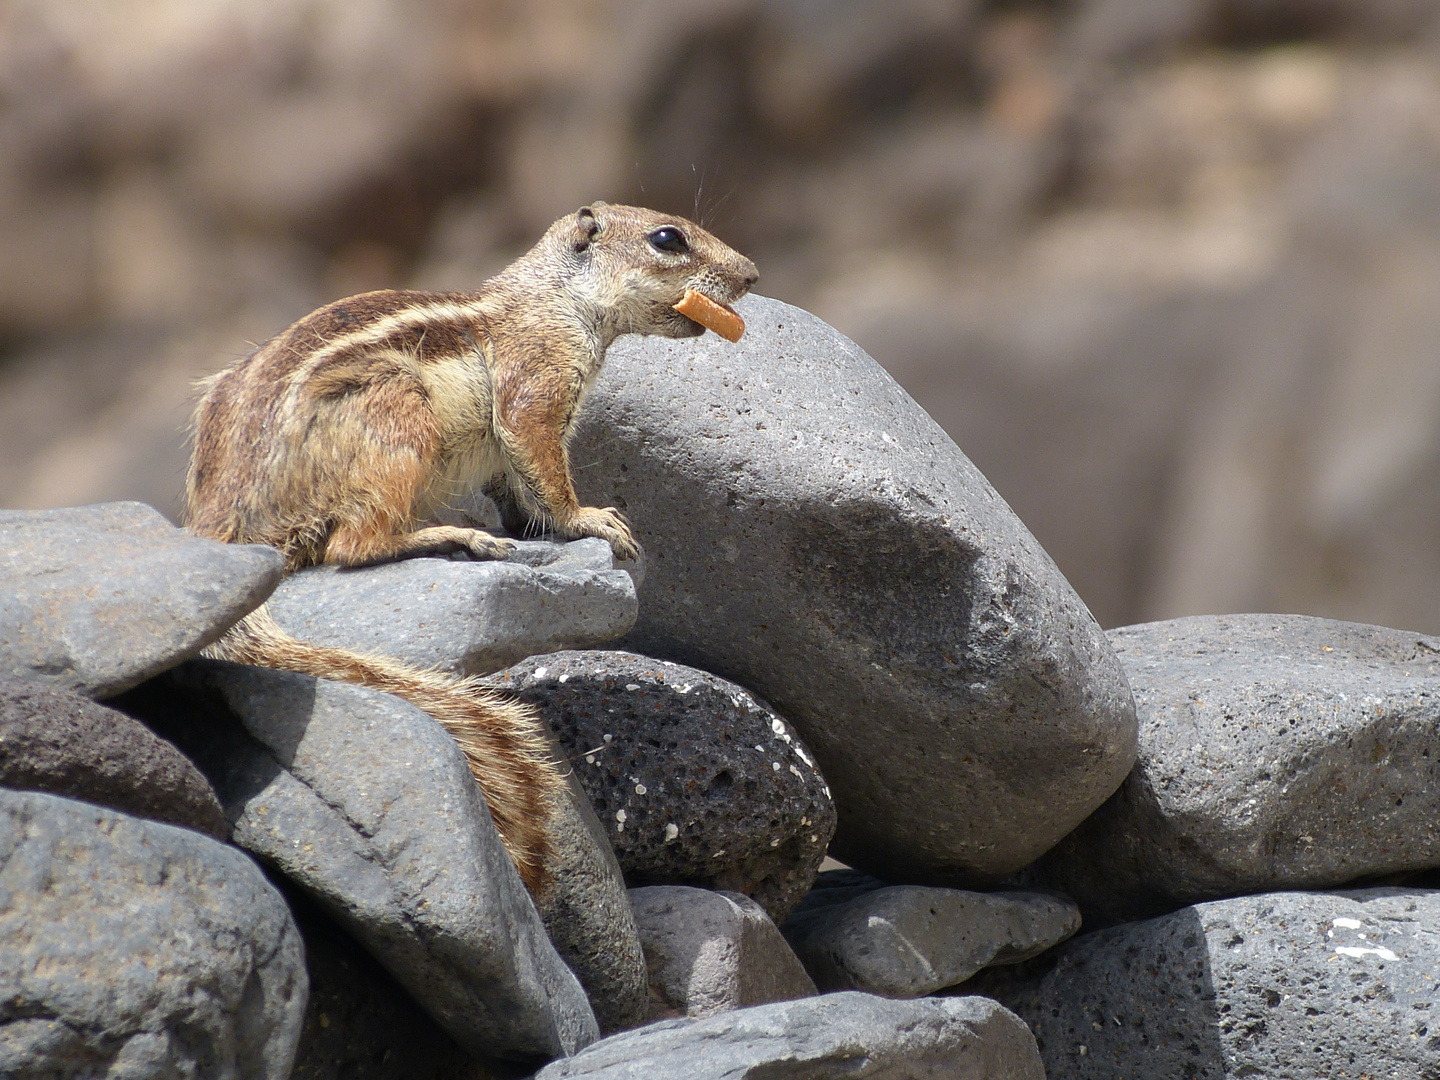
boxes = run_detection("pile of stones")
[4,297,1438,1079]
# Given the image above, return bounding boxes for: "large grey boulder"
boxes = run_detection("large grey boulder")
[280,883,480,1080]
[629,886,816,1019]
[1037,614,1440,924]
[569,294,1137,884]
[781,870,1081,997]
[119,660,598,1066]
[266,537,637,676]
[0,675,227,838]
[533,992,1045,1079]
[489,650,835,920]
[0,788,307,1080]
[971,887,1440,1080]
[0,501,282,697]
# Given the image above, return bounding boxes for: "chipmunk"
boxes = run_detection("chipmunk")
[185,203,758,890]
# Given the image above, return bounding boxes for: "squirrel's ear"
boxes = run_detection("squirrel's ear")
[571,206,601,252]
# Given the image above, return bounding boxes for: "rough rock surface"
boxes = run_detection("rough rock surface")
[489,650,835,920]
[0,501,282,697]
[533,991,1045,1079]
[971,887,1440,1080]
[569,295,1137,885]
[1037,614,1440,924]
[0,788,307,1080]
[629,886,816,1019]
[280,883,483,1080]
[266,538,637,676]
[118,660,598,1066]
[533,769,650,1034]
[781,870,1081,997]
[0,674,228,838]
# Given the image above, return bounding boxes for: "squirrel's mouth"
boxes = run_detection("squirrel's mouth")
[672,289,745,342]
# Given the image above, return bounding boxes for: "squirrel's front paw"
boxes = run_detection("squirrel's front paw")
[462,529,515,560]
[567,506,641,562]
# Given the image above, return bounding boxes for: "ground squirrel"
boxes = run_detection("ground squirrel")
[186,203,758,890]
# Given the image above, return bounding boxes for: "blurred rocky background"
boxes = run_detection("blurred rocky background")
[3,0,1440,633]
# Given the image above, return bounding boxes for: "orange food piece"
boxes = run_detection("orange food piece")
[674,289,745,342]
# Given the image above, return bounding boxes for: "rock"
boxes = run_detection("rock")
[265,537,637,676]
[628,886,816,1019]
[0,787,307,1080]
[532,769,650,1034]
[568,295,1137,885]
[533,991,1045,1079]
[0,674,228,838]
[0,501,283,697]
[1035,614,1440,925]
[780,871,1080,997]
[488,650,836,921]
[970,886,1440,1080]
[280,882,487,1080]
[117,660,599,1066]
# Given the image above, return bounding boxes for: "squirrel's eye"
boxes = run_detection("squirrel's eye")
[648,227,689,254]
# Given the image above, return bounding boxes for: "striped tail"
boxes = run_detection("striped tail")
[207,604,561,892]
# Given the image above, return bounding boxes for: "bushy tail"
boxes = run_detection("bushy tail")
[208,604,561,892]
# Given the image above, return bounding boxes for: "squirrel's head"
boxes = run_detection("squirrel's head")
[541,202,759,342]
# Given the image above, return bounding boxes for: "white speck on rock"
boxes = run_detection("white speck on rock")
[584,754,595,764]
[1336,945,1399,961]
[533,667,548,678]
[635,783,647,795]
[664,823,679,841]
[770,837,781,847]
[772,761,781,771]
[625,683,641,691]
[615,809,626,823]
[1333,918,1363,930]
[790,764,803,778]
[558,673,569,683]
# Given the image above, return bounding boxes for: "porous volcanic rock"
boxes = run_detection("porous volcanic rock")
[781,870,1080,997]
[533,991,1045,1079]
[0,501,281,697]
[0,674,227,838]
[970,887,1440,1080]
[266,537,637,676]
[1037,614,1440,924]
[569,295,1137,884]
[629,886,816,1019]
[0,788,307,1080]
[118,660,598,1066]
[488,650,835,921]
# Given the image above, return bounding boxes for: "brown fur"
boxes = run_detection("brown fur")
[186,204,758,891]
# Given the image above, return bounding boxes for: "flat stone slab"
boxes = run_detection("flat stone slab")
[0,501,282,697]
[0,788,307,1080]
[489,650,836,921]
[971,887,1440,1080]
[119,660,598,1066]
[781,870,1080,996]
[569,294,1137,884]
[629,886,816,1019]
[266,537,637,676]
[533,991,1045,1079]
[1036,614,1440,924]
